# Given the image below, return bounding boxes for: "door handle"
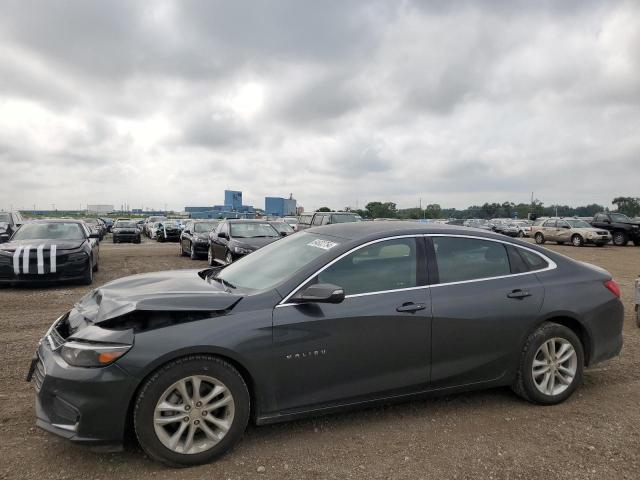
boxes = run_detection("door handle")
[507,289,531,299]
[396,302,426,313]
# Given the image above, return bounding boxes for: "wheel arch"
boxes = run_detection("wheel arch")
[123,347,260,441]
[532,314,592,366]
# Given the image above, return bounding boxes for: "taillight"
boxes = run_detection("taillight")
[604,279,621,298]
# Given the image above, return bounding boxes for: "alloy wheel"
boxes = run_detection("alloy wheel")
[225,251,233,264]
[153,375,235,455]
[532,338,577,396]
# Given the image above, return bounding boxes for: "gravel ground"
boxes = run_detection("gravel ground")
[1,236,639,480]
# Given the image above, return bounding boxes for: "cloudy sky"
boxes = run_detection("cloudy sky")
[0,0,638,212]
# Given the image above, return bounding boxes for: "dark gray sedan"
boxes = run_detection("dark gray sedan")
[28,222,623,466]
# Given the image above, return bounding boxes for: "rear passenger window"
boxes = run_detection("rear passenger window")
[316,238,418,295]
[433,237,510,283]
[517,249,549,271]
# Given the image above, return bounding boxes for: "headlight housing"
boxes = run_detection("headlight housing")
[67,252,87,261]
[234,246,253,254]
[60,341,132,367]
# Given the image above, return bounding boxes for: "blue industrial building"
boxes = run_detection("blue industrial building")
[185,189,255,219]
[265,196,297,217]
[224,190,243,210]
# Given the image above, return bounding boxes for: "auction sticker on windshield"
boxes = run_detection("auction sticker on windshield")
[307,239,339,250]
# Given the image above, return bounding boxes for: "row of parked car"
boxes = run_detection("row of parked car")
[461,212,640,247]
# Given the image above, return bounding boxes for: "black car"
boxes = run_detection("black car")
[82,218,106,241]
[180,221,219,259]
[0,210,25,243]
[112,220,141,243]
[28,222,623,466]
[0,220,99,285]
[591,212,640,246]
[208,219,280,266]
[156,219,183,242]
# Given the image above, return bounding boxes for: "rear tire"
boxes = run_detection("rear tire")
[133,355,250,467]
[534,233,545,244]
[571,234,584,247]
[612,231,628,246]
[513,322,583,405]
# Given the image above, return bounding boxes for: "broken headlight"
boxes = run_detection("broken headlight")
[60,341,132,367]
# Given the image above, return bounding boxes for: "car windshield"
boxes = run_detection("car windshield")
[115,221,136,228]
[566,219,592,228]
[331,214,360,223]
[195,223,217,233]
[283,218,298,224]
[610,213,630,222]
[83,218,98,224]
[271,222,294,233]
[216,232,341,291]
[230,223,278,238]
[0,213,10,223]
[12,222,85,240]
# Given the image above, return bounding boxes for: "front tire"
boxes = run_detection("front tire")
[133,355,250,467]
[534,233,545,244]
[208,246,215,266]
[571,234,584,247]
[190,243,198,260]
[513,322,583,405]
[612,231,628,246]
[81,258,94,285]
[517,231,524,238]
[225,250,233,265]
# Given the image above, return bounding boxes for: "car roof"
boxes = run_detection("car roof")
[226,219,270,223]
[306,221,479,241]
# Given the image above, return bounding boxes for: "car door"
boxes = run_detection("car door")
[542,219,557,241]
[427,235,545,388]
[272,236,431,412]
[555,220,572,243]
[213,222,229,260]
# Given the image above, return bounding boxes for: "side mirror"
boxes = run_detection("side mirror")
[562,225,571,229]
[280,231,287,237]
[218,232,228,239]
[291,283,345,304]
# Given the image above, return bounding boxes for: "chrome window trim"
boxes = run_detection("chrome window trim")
[277,234,423,307]
[427,234,556,288]
[276,233,557,307]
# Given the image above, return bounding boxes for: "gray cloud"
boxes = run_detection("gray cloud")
[0,0,638,212]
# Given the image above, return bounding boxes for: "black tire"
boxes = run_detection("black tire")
[208,246,215,266]
[633,240,640,247]
[534,232,545,244]
[81,258,94,285]
[225,250,233,265]
[190,242,198,260]
[158,235,165,243]
[636,307,640,328]
[180,241,188,257]
[133,355,250,467]
[612,231,628,246]
[517,231,524,238]
[571,234,584,247]
[135,236,141,244]
[113,237,118,243]
[513,322,584,405]
[92,256,99,272]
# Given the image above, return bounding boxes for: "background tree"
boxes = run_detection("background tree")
[317,206,332,212]
[612,197,640,217]
[365,201,397,219]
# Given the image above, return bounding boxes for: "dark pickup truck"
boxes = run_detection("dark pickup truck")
[591,212,640,246]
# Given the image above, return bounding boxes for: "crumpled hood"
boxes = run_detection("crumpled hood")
[75,269,243,323]
[0,239,84,252]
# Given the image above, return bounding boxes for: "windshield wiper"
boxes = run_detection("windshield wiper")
[206,273,236,290]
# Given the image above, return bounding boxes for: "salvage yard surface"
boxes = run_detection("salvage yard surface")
[1,238,639,480]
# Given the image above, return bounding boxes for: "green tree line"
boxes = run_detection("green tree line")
[341,197,640,220]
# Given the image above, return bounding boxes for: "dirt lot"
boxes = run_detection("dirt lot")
[1,237,639,480]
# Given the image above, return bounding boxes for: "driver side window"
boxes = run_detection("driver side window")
[313,238,419,296]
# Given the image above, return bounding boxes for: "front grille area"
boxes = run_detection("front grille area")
[33,354,45,392]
